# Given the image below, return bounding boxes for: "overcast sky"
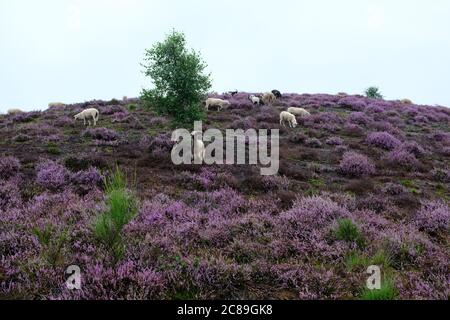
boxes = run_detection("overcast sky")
[1,0,450,112]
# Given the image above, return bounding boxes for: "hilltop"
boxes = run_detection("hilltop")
[0,93,449,299]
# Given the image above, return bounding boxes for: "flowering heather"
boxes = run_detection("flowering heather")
[0,95,449,300]
[414,200,450,234]
[348,112,371,125]
[83,127,119,141]
[338,96,367,111]
[326,137,344,146]
[35,159,69,190]
[387,149,419,169]
[366,131,401,150]
[339,152,375,177]
[0,156,21,179]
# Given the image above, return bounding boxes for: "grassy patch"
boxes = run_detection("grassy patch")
[93,166,137,262]
[360,277,397,300]
[334,218,365,248]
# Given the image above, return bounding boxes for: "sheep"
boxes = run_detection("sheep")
[191,131,205,163]
[249,95,264,106]
[7,109,24,115]
[287,107,311,117]
[205,98,231,111]
[48,102,65,108]
[224,90,238,97]
[74,108,100,126]
[261,92,276,105]
[280,111,298,128]
[272,90,282,99]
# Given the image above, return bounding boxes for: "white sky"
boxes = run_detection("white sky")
[1,0,450,112]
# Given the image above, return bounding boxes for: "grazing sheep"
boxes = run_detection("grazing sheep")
[48,102,65,108]
[262,92,276,105]
[7,109,24,115]
[249,95,264,106]
[287,107,311,117]
[280,111,298,128]
[205,98,231,111]
[191,131,205,163]
[224,90,238,97]
[74,108,100,126]
[272,90,282,99]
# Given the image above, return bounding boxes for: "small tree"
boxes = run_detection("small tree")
[365,87,383,100]
[141,30,212,126]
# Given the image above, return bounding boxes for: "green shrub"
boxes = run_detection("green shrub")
[141,30,212,126]
[127,104,137,111]
[93,166,137,261]
[360,277,397,300]
[334,218,365,248]
[365,87,383,99]
[33,224,68,266]
[46,142,61,155]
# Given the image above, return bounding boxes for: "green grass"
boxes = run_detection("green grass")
[334,218,365,248]
[360,277,397,300]
[93,166,137,261]
[46,142,61,155]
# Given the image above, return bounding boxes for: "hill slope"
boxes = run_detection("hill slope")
[0,93,449,299]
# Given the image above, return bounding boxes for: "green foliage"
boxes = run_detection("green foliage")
[141,30,212,126]
[360,277,397,300]
[46,142,61,155]
[93,166,137,262]
[365,86,383,99]
[33,224,68,266]
[334,218,365,248]
[127,104,137,111]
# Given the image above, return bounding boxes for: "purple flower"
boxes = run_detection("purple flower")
[0,156,21,179]
[414,200,450,234]
[339,152,375,177]
[366,132,401,150]
[35,159,69,190]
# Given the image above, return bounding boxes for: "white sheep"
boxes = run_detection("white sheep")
[191,131,205,163]
[261,92,276,105]
[74,108,100,126]
[7,109,24,115]
[287,107,311,117]
[249,95,263,106]
[205,98,231,111]
[280,111,298,128]
[48,102,65,108]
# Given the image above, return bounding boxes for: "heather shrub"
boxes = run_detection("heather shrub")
[414,200,450,234]
[366,132,401,150]
[83,127,119,141]
[431,168,450,183]
[71,167,103,193]
[0,156,21,179]
[262,175,291,191]
[326,137,344,146]
[339,152,375,177]
[141,133,174,158]
[381,183,406,196]
[35,159,69,190]
[305,138,322,148]
[365,87,383,100]
[348,112,371,125]
[343,123,364,136]
[387,149,418,169]
[338,96,367,111]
